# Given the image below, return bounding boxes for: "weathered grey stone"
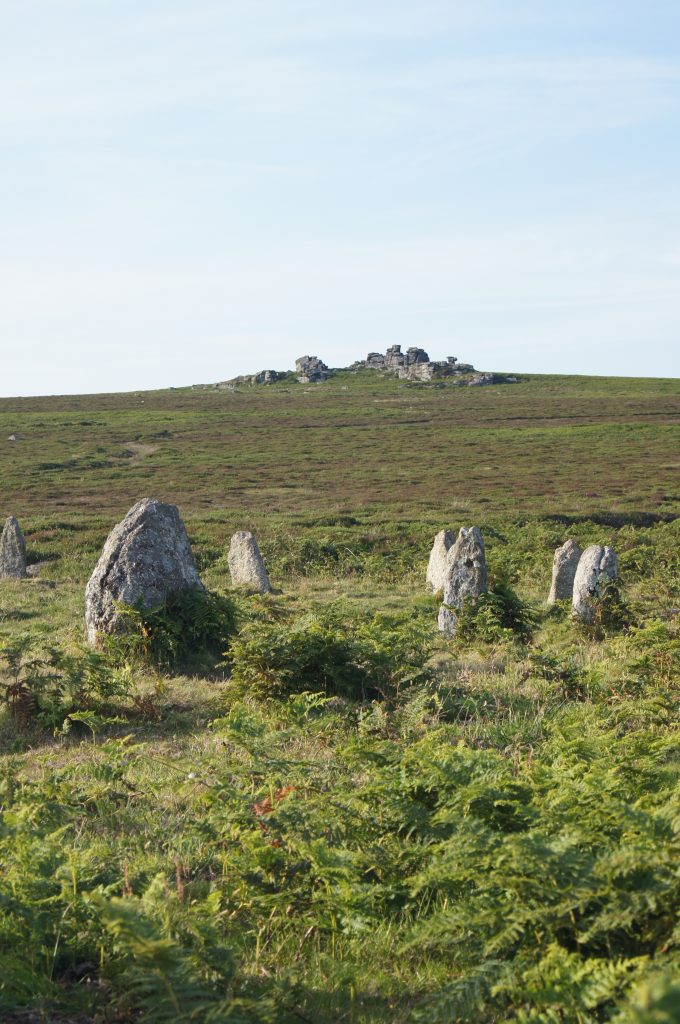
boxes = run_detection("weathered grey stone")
[438,526,488,636]
[0,516,27,579]
[426,529,455,593]
[547,539,582,604]
[84,498,203,646]
[384,345,405,370]
[437,605,459,635]
[405,346,430,366]
[247,369,285,384]
[228,531,271,593]
[295,355,329,383]
[360,349,466,380]
[572,545,619,623]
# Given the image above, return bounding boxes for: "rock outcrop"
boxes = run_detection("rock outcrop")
[84,498,204,646]
[572,545,619,623]
[426,529,455,593]
[217,349,520,388]
[361,346,464,381]
[295,355,330,383]
[227,531,271,593]
[438,526,488,636]
[384,345,431,371]
[246,369,285,384]
[0,516,27,579]
[547,539,582,604]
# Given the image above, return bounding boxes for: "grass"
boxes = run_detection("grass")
[1,370,678,520]
[0,369,678,1022]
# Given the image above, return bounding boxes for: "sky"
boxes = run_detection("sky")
[1,0,679,395]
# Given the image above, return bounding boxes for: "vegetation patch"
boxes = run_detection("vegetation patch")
[105,588,238,673]
[0,373,678,1021]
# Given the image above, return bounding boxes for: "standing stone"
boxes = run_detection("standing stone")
[84,498,203,646]
[426,529,455,593]
[547,539,582,605]
[438,526,488,636]
[572,545,619,623]
[0,516,27,579]
[228,531,271,593]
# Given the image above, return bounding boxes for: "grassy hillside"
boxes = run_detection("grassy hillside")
[2,371,678,520]
[0,371,678,1023]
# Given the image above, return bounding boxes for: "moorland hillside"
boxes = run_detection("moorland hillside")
[0,369,678,1023]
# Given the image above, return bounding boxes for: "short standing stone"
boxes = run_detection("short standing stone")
[572,545,619,623]
[84,497,204,646]
[547,538,582,604]
[227,531,271,593]
[0,516,27,579]
[426,529,455,593]
[438,526,488,636]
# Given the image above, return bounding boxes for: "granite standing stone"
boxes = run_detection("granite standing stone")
[85,497,204,646]
[426,529,455,593]
[572,544,619,623]
[438,526,488,636]
[0,516,27,579]
[547,538,582,604]
[227,531,271,593]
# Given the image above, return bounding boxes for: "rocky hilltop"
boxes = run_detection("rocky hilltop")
[220,346,518,388]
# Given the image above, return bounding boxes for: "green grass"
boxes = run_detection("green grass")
[0,370,678,1022]
[1,371,678,520]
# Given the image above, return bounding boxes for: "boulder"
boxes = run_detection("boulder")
[0,516,27,578]
[228,531,271,593]
[401,362,435,381]
[426,529,455,593]
[295,355,329,383]
[84,498,203,646]
[547,538,581,604]
[572,545,619,623]
[405,346,430,366]
[438,526,488,636]
[384,345,405,370]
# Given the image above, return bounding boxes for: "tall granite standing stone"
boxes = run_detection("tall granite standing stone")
[572,545,619,623]
[438,526,488,636]
[426,529,455,593]
[228,531,271,593]
[85,498,204,646]
[0,516,27,579]
[547,539,582,605]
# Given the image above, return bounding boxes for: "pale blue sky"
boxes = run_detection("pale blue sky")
[1,0,679,395]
